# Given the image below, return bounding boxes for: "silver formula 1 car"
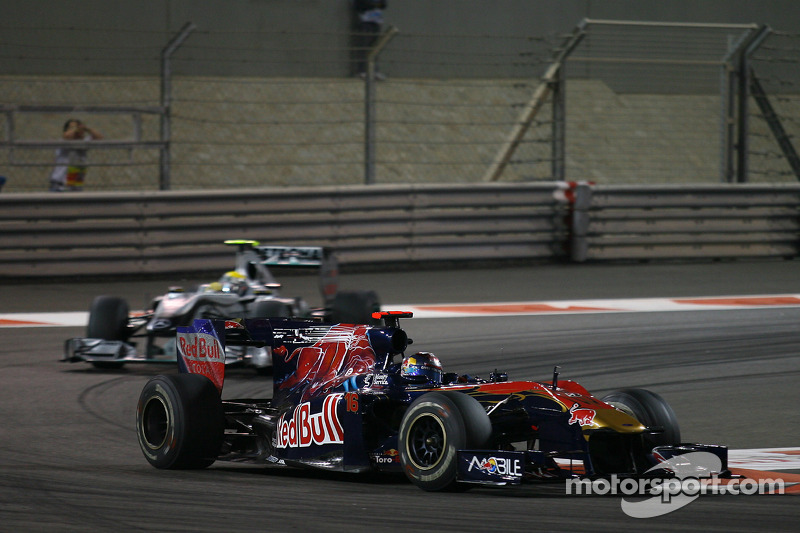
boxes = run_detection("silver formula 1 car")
[62,240,380,371]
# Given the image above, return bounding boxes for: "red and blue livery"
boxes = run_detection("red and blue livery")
[135,311,729,491]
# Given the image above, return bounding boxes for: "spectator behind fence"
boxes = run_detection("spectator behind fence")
[352,0,387,78]
[49,118,103,192]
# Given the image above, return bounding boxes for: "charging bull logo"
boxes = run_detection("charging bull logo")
[568,403,596,426]
[479,457,499,474]
[276,393,345,449]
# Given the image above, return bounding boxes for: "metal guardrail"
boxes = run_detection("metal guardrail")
[0,183,567,278]
[2,183,798,278]
[571,184,800,261]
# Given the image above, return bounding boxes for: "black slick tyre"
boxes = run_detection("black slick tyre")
[136,374,225,469]
[399,391,490,491]
[601,388,681,448]
[252,300,291,318]
[87,295,129,369]
[442,391,492,449]
[330,290,380,324]
[87,295,129,340]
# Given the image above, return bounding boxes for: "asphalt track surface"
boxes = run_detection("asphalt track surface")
[2,260,799,532]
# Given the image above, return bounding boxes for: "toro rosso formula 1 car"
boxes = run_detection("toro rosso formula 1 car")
[63,240,379,372]
[135,312,729,491]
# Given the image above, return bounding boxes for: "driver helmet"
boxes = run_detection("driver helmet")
[204,281,223,292]
[219,270,248,295]
[401,352,443,385]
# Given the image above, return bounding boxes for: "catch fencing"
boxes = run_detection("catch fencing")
[1,20,799,193]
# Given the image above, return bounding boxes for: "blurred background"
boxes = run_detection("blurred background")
[2,0,799,193]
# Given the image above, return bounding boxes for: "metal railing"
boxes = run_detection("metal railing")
[0,182,568,278]
[570,183,800,261]
[1,182,798,278]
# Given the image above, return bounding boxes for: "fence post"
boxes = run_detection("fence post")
[551,63,566,181]
[482,20,586,182]
[719,24,768,183]
[160,22,196,191]
[720,39,737,183]
[737,25,772,183]
[570,182,592,262]
[3,108,14,164]
[364,25,398,185]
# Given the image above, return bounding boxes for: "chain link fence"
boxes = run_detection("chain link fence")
[749,30,800,182]
[164,28,559,189]
[1,21,798,193]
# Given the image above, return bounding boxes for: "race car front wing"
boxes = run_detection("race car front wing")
[62,337,271,369]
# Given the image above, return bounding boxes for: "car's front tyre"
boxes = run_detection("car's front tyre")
[87,295,129,369]
[601,388,681,449]
[399,392,490,491]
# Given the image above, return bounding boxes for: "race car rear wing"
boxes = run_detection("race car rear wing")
[257,245,327,267]
[225,240,328,268]
[225,240,339,304]
[180,315,411,402]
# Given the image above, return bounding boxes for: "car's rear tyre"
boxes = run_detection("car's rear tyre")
[330,290,380,325]
[87,295,129,369]
[248,300,290,375]
[136,374,225,469]
[601,388,681,449]
[399,392,490,491]
[190,303,222,322]
[252,299,292,319]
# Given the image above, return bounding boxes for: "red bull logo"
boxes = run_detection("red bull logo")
[568,403,596,426]
[177,328,226,393]
[482,457,499,473]
[373,449,400,465]
[178,332,223,362]
[276,393,345,449]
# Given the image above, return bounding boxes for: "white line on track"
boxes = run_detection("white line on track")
[728,448,800,471]
[0,312,89,327]
[384,294,800,319]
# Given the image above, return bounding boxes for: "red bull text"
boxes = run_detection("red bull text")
[276,393,345,449]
